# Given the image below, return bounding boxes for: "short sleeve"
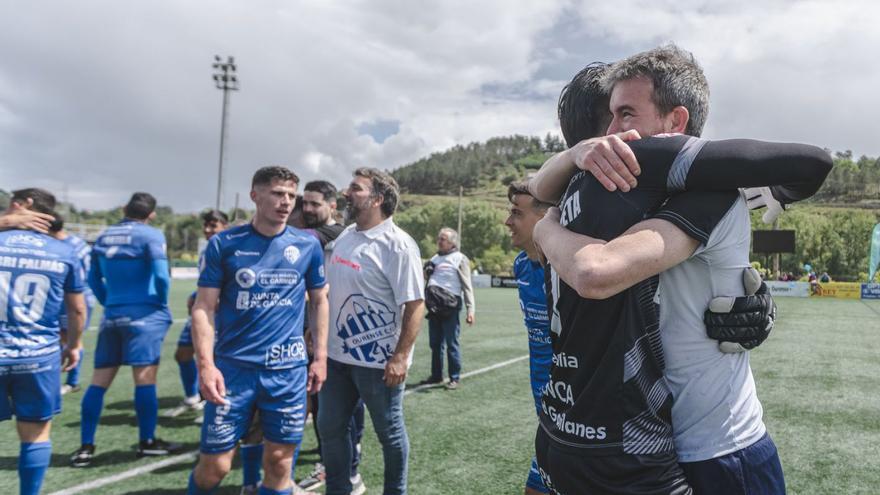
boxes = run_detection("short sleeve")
[389,241,425,306]
[147,231,168,260]
[305,239,326,289]
[651,191,739,246]
[64,252,85,293]
[198,237,224,288]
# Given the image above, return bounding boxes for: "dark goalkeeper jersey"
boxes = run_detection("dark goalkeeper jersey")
[539,134,831,457]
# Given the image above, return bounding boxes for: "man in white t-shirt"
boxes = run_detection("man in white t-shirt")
[317,168,425,495]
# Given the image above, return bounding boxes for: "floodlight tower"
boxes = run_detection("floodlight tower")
[212,55,239,210]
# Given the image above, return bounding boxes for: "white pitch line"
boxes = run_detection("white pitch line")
[47,353,530,495]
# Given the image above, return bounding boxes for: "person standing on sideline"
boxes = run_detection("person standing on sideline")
[71,192,180,467]
[318,168,425,495]
[48,213,97,395]
[187,166,328,495]
[0,188,87,495]
[420,227,474,390]
[505,182,553,495]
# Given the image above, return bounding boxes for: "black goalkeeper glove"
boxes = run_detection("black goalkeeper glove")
[704,267,777,353]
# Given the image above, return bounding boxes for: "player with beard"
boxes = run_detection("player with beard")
[528,49,830,494]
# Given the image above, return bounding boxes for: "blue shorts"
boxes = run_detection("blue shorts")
[527,456,549,493]
[94,306,173,368]
[200,360,308,454]
[0,355,61,422]
[680,433,786,494]
[177,318,193,347]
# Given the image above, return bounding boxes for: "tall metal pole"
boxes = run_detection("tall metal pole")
[212,55,239,211]
[457,185,463,251]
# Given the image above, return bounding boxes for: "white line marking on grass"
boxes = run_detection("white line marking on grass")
[48,452,198,495]
[48,353,530,495]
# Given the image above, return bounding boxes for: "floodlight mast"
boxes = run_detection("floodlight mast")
[212,55,239,211]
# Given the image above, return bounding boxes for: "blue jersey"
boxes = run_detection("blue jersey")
[61,235,94,306]
[0,230,84,364]
[199,224,326,369]
[513,251,552,415]
[90,220,169,309]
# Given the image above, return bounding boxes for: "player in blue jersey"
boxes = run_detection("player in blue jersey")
[505,182,553,495]
[49,213,97,395]
[165,209,229,418]
[1,188,87,495]
[187,166,329,495]
[70,192,180,467]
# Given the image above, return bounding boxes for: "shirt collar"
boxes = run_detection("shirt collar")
[357,216,394,240]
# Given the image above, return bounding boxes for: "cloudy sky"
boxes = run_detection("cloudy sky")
[1,0,877,212]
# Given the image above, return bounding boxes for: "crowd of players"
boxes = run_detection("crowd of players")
[1,43,833,495]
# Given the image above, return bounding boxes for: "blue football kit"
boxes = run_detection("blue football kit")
[90,220,172,368]
[514,251,551,494]
[59,234,95,331]
[197,224,325,453]
[0,229,83,422]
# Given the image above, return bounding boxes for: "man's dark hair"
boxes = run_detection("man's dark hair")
[507,181,553,211]
[200,209,229,225]
[558,62,611,147]
[49,211,64,233]
[601,44,709,136]
[252,166,300,189]
[11,188,56,215]
[304,180,338,202]
[354,167,399,217]
[124,192,157,220]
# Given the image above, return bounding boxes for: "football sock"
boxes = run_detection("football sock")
[134,384,159,441]
[19,441,51,495]
[81,385,107,445]
[66,349,84,386]
[178,358,199,398]
[187,472,218,495]
[241,443,264,487]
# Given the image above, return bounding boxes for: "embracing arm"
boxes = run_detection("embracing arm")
[535,209,697,300]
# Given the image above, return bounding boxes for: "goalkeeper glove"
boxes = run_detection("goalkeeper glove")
[704,267,777,353]
[742,186,785,224]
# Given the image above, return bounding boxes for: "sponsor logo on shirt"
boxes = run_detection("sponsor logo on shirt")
[332,255,360,271]
[4,234,45,248]
[266,336,307,368]
[335,294,397,364]
[235,291,294,310]
[283,245,300,264]
[543,379,575,406]
[225,231,249,239]
[235,268,257,288]
[542,401,607,440]
[234,250,261,257]
[552,352,579,369]
[560,193,581,226]
[257,269,301,287]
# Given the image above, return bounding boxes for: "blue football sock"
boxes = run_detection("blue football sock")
[134,384,159,441]
[241,443,264,487]
[187,472,218,495]
[66,349,84,386]
[258,486,292,495]
[81,385,107,445]
[19,441,51,495]
[178,358,199,398]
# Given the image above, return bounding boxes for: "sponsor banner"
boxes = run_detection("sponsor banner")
[765,281,811,298]
[472,274,492,288]
[171,267,199,279]
[814,282,862,299]
[491,276,518,288]
[861,283,880,300]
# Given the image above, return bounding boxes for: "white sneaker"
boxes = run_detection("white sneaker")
[61,384,81,395]
[292,482,319,495]
[350,473,366,495]
[164,395,205,417]
[194,412,204,424]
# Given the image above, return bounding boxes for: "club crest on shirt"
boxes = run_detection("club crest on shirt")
[335,294,397,364]
[283,245,300,264]
[235,268,257,288]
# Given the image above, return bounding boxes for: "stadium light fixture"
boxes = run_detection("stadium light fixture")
[212,55,239,211]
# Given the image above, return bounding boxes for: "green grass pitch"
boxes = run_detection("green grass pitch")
[1,284,878,494]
